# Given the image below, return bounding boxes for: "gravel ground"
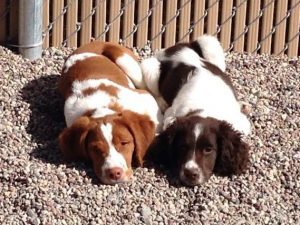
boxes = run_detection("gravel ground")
[0,45,299,225]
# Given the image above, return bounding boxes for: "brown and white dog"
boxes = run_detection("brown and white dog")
[58,41,162,185]
[141,35,251,186]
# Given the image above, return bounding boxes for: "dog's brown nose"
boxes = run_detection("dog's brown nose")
[183,168,199,181]
[105,167,123,180]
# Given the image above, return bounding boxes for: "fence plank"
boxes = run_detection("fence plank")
[136,0,149,47]
[0,0,8,44]
[66,0,78,47]
[9,0,18,45]
[220,0,233,50]
[260,0,275,54]
[287,0,300,57]
[233,0,247,52]
[123,0,135,46]
[52,0,64,46]
[206,0,219,35]
[178,0,191,42]
[273,0,288,55]
[42,0,50,48]
[108,0,121,43]
[95,0,106,41]
[246,0,260,53]
[164,0,177,48]
[5,0,298,56]
[192,0,205,40]
[80,0,92,45]
[151,0,163,50]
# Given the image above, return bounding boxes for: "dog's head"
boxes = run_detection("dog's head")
[154,115,249,186]
[59,110,155,184]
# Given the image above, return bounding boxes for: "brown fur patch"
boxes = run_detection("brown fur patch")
[81,84,119,97]
[59,42,139,99]
[59,55,130,99]
[115,110,156,166]
[98,84,118,96]
[72,41,139,61]
[109,102,123,113]
[59,116,97,161]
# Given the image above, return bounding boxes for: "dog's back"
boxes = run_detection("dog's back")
[141,35,251,135]
[59,41,145,99]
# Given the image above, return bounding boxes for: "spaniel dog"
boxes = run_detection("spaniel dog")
[58,41,162,185]
[141,35,251,186]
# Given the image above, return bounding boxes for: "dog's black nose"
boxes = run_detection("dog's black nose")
[183,168,200,181]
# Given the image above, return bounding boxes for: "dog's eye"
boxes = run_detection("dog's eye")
[121,141,130,146]
[203,147,213,154]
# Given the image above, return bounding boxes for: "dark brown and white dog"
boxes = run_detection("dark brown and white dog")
[141,35,251,186]
[58,41,162,185]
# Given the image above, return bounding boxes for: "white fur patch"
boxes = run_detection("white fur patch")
[191,124,203,158]
[140,57,161,96]
[196,35,226,72]
[100,123,128,172]
[179,159,205,185]
[64,79,162,131]
[72,79,103,93]
[125,76,135,89]
[63,53,99,73]
[64,80,115,127]
[194,124,203,140]
[184,160,199,170]
[116,54,146,89]
[162,68,251,135]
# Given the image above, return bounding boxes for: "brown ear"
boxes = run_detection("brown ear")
[121,110,156,166]
[146,124,176,167]
[58,116,96,161]
[214,122,249,176]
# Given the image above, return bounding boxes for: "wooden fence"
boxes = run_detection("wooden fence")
[0,0,299,57]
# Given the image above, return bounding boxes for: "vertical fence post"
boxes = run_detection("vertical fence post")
[19,0,43,60]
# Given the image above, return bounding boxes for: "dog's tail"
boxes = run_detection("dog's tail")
[191,35,226,72]
[140,57,161,96]
[72,41,146,89]
[102,44,146,89]
[141,57,172,113]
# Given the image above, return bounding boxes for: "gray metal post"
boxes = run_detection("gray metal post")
[19,0,43,60]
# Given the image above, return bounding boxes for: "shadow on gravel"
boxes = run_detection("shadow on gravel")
[21,75,98,183]
[144,140,184,188]
[21,74,65,164]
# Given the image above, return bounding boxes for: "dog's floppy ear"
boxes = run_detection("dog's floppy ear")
[214,121,249,176]
[59,116,97,161]
[146,123,177,167]
[121,110,156,166]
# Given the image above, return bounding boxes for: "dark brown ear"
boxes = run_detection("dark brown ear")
[146,123,177,167]
[214,122,249,176]
[58,116,96,161]
[121,110,156,166]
